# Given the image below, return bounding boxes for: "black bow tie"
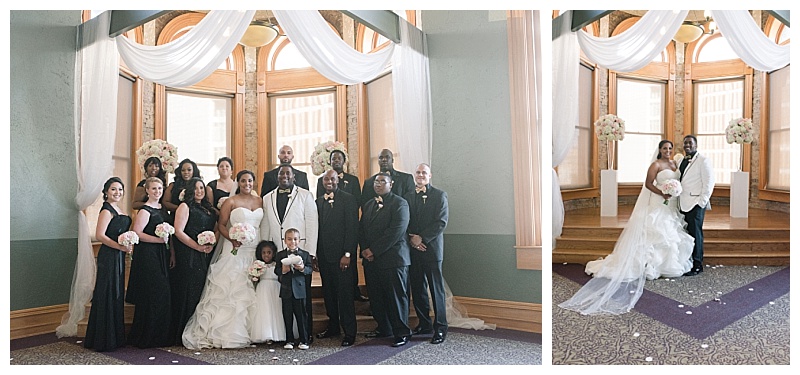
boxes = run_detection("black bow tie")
[278,188,291,194]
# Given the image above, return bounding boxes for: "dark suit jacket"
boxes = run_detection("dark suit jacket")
[361,169,415,206]
[404,185,449,262]
[315,189,359,264]
[316,172,361,206]
[261,167,309,197]
[274,248,313,299]
[359,192,410,270]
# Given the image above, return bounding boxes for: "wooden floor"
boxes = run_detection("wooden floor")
[554,206,790,266]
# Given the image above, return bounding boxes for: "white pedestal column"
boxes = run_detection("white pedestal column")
[601,169,618,217]
[730,171,749,218]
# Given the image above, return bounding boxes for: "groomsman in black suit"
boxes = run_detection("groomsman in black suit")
[404,163,449,344]
[315,169,358,347]
[316,150,368,302]
[261,145,309,197]
[361,149,415,206]
[359,172,412,347]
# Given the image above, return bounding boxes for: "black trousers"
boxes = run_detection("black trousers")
[281,296,308,344]
[410,259,448,334]
[363,261,392,336]
[305,274,313,338]
[681,204,706,270]
[374,265,411,338]
[319,260,356,337]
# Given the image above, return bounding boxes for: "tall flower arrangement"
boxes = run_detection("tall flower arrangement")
[595,114,625,170]
[136,139,179,174]
[310,141,348,176]
[726,117,755,171]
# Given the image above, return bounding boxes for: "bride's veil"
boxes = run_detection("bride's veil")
[558,149,660,315]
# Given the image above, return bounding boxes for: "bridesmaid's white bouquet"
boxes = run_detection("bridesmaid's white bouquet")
[229,222,256,255]
[197,231,216,246]
[660,179,682,205]
[118,231,139,247]
[217,196,229,210]
[248,259,267,287]
[155,223,175,249]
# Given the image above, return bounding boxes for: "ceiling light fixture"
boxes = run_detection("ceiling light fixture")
[239,20,280,48]
[672,10,716,44]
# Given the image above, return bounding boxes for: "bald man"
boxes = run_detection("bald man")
[261,145,309,197]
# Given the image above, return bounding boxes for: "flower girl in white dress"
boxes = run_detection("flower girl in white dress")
[250,241,286,343]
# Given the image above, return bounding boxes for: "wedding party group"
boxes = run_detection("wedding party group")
[559,135,715,315]
[83,141,450,353]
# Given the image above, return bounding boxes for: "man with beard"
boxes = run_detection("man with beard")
[261,145,309,197]
[361,149,414,205]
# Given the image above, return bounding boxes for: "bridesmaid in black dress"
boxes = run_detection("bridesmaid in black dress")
[164,159,210,223]
[84,177,132,352]
[168,177,218,345]
[126,177,172,348]
[132,156,167,211]
[207,157,236,215]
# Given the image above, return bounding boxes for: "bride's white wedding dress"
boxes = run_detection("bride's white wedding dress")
[182,207,263,349]
[559,168,694,315]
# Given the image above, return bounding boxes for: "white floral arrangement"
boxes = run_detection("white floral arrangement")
[197,231,216,246]
[659,179,682,205]
[118,231,139,247]
[725,117,755,144]
[594,114,625,141]
[217,196,229,210]
[310,140,348,176]
[248,259,267,285]
[136,139,179,174]
[155,222,175,249]
[229,222,256,255]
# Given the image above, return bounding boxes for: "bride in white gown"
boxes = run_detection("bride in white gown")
[183,170,263,349]
[559,140,694,315]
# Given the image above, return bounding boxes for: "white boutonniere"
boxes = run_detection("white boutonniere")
[673,153,684,164]
[422,194,428,204]
[328,199,334,208]
[343,180,349,186]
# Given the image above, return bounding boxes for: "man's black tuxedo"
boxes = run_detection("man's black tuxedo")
[361,169,414,206]
[359,192,411,338]
[316,171,361,205]
[261,166,309,197]
[316,189,359,337]
[404,184,449,334]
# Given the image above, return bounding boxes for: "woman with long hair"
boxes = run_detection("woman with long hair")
[132,157,167,210]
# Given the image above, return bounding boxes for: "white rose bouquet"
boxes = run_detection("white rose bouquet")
[248,259,267,287]
[197,231,216,246]
[660,179,682,205]
[154,223,175,249]
[229,222,256,255]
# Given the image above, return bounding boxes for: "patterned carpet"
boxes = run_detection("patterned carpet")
[10,327,542,366]
[552,263,790,365]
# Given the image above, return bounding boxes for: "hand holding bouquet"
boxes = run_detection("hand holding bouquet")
[660,179,682,205]
[197,231,216,253]
[248,259,267,287]
[155,223,175,249]
[229,222,256,255]
[118,231,139,258]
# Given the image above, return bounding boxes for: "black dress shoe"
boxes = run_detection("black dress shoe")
[412,326,433,335]
[316,329,340,339]
[391,336,409,347]
[683,268,703,277]
[355,294,370,302]
[365,330,390,338]
[430,332,445,344]
[341,336,355,346]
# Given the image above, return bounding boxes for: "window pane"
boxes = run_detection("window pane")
[767,66,790,190]
[366,74,398,176]
[166,91,231,185]
[697,36,739,62]
[274,43,311,70]
[560,64,592,189]
[616,78,665,183]
[271,90,336,198]
[694,79,744,185]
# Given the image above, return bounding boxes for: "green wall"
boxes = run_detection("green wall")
[424,10,541,304]
[10,10,81,310]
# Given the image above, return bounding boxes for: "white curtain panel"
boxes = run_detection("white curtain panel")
[116,10,254,87]
[274,10,395,85]
[711,10,790,72]
[578,10,688,72]
[552,11,580,240]
[392,19,432,171]
[56,12,120,337]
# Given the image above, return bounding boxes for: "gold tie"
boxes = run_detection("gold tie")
[324,192,334,200]
[415,186,426,194]
[338,173,344,180]
[278,188,291,194]
[375,196,383,203]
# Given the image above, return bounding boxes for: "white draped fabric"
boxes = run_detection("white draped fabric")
[577,10,687,72]
[116,10,254,87]
[710,10,790,72]
[56,12,120,337]
[392,18,432,171]
[552,12,579,240]
[273,10,395,85]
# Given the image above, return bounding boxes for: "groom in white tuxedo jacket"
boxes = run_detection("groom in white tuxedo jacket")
[262,164,319,339]
[678,135,715,276]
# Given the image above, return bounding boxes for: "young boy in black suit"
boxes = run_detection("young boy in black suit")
[274,228,313,350]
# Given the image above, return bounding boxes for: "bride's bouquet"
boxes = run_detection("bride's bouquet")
[197,231,216,246]
[660,179,682,205]
[248,259,267,287]
[154,223,175,249]
[229,222,256,255]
